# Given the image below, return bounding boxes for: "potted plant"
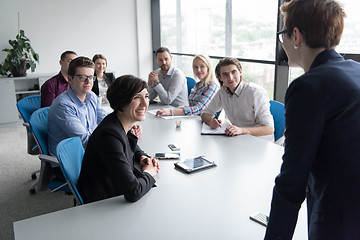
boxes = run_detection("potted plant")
[0,30,39,77]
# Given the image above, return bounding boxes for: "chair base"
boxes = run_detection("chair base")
[27,131,40,155]
[29,179,38,194]
[31,169,40,180]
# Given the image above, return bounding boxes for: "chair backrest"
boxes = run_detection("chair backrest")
[186,77,196,96]
[269,100,285,141]
[29,107,50,155]
[56,137,84,205]
[16,95,41,125]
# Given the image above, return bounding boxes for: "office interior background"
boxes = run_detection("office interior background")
[1,0,359,102]
[0,0,359,239]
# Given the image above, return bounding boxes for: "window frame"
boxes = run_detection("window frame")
[151,0,360,103]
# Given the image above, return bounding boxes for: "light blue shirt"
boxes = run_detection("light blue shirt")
[48,87,107,156]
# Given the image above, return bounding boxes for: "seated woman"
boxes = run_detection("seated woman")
[156,54,218,116]
[91,54,115,104]
[77,75,160,203]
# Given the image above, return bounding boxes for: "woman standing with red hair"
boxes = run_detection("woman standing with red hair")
[265,0,360,239]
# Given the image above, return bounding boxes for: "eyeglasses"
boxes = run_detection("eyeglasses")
[277,29,288,43]
[277,28,307,43]
[75,74,94,82]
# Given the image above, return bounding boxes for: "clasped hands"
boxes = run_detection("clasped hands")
[140,155,160,176]
[148,71,160,86]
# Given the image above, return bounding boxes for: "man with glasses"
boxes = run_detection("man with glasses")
[48,57,106,178]
[40,51,77,107]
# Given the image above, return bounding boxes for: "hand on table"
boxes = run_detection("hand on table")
[156,108,171,116]
[225,125,246,136]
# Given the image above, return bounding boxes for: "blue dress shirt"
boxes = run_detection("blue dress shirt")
[48,87,107,156]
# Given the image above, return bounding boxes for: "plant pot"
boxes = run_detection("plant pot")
[10,60,27,77]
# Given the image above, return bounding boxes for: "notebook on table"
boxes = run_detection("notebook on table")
[200,122,231,135]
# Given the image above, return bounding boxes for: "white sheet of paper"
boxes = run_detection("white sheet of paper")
[201,121,231,135]
[148,109,191,120]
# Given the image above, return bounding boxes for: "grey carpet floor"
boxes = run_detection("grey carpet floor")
[0,122,74,240]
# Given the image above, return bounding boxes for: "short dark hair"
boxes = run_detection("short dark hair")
[280,0,345,49]
[155,47,171,57]
[60,51,77,61]
[215,57,242,86]
[107,75,148,112]
[67,57,95,78]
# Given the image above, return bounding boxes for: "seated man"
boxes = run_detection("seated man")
[48,56,107,158]
[148,47,189,107]
[40,51,77,107]
[201,57,274,141]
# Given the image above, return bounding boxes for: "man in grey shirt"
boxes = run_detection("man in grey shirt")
[148,47,189,107]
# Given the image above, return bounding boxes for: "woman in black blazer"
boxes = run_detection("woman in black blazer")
[265,1,360,239]
[78,75,159,203]
[91,54,115,101]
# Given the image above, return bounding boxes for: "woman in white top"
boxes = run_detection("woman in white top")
[91,54,115,103]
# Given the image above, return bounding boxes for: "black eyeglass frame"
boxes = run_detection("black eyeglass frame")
[75,74,94,82]
[277,27,307,43]
[277,29,289,43]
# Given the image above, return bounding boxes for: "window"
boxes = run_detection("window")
[158,0,360,98]
[160,0,278,98]
[336,0,360,54]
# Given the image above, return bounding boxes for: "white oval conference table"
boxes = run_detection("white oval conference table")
[14,104,308,240]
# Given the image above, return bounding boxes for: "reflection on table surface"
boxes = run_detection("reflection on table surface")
[13,103,308,240]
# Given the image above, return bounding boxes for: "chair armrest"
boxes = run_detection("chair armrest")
[39,154,59,164]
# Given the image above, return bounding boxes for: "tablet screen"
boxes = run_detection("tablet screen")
[182,157,213,169]
[175,156,216,173]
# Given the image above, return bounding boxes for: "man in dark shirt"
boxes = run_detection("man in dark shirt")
[40,51,77,107]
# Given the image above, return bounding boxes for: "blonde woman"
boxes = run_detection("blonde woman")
[156,54,218,116]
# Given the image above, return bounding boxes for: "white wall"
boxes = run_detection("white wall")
[0,0,153,80]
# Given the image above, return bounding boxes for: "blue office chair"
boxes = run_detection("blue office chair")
[29,107,69,194]
[269,100,285,142]
[16,95,41,181]
[16,95,41,156]
[56,137,85,206]
[186,77,196,96]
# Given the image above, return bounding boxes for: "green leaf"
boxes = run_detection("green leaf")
[0,29,39,76]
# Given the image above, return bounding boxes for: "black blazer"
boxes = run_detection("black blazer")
[77,112,155,203]
[265,50,360,239]
[91,72,115,96]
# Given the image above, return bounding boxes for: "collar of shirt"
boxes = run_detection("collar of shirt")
[58,71,69,85]
[158,65,175,78]
[226,80,245,97]
[66,87,93,106]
